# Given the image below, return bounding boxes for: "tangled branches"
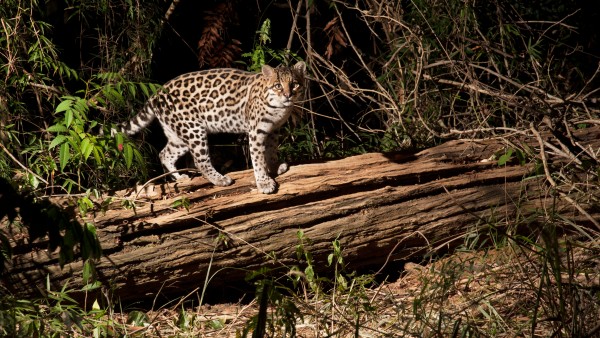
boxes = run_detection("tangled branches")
[292,0,600,146]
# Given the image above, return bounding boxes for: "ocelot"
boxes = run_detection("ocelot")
[112,61,306,194]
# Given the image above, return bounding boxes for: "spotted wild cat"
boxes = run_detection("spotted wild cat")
[112,61,306,194]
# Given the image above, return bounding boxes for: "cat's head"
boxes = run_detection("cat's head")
[262,61,306,108]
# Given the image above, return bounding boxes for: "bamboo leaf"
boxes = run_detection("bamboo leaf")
[124,143,133,168]
[92,147,102,165]
[59,142,70,171]
[139,82,149,98]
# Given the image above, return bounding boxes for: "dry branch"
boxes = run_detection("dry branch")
[3,127,600,303]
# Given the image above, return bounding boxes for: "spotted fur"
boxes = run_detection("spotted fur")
[114,62,306,194]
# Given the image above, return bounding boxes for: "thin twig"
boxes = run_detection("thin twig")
[531,124,600,231]
[286,0,303,55]
[0,141,49,185]
[132,168,203,201]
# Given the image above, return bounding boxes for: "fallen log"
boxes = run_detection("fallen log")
[3,126,600,302]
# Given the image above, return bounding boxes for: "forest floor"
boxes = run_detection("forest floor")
[102,240,600,337]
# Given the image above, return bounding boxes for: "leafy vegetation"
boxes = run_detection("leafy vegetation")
[0,0,162,192]
[0,177,101,275]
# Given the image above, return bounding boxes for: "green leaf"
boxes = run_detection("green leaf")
[73,98,89,116]
[104,86,124,104]
[49,134,67,149]
[127,83,137,98]
[80,137,93,160]
[515,149,526,165]
[124,143,133,168]
[82,259,96,284]
[171,197,190,211]
[78,196,94,216]
[55,98,73,113]
[336,274,348,289]
[305,265,314,281]
[61,178,76,194]
[133,147,144,166]
[47,124,68,133]
[92,147,102,165]
[177,308,191,329]
[59,142,70,171]
[139,82,149,98]
[149,83,161,95]
[27,173,40,189]
[65,109,74,128]
[127,311,149,326]
[81,280,102,292]
[116,132,124,147]
[208,319,224,330]
[60,228,76,265]
[498,148,513,166]
[82,222,101,259]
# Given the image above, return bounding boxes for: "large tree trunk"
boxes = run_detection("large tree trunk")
[4,126,600,302]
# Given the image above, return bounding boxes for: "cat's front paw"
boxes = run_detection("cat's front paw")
[256,177,277,194]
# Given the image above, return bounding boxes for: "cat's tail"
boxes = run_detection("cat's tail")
[102,104,156,137]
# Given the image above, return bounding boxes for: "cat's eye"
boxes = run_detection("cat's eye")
[273,83,283,90]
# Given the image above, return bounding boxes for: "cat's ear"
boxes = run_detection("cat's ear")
[261,64,275,77]
[293,61,306,75]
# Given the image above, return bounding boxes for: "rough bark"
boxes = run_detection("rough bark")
[3,126,600,302]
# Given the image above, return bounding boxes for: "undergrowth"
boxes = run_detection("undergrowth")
[2,213,598,337]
